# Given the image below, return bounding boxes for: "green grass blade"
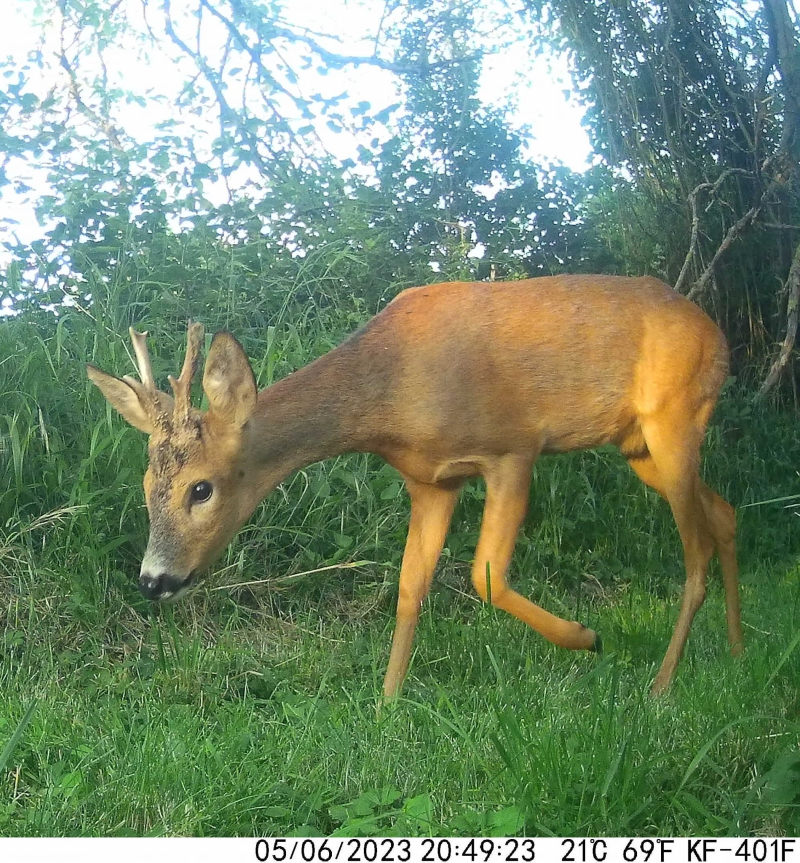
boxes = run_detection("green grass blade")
[0,699,38,773]
[675,714,792,796]
[764,629,800,691]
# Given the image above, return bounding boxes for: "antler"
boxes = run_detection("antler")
[120,328,171,434]
[121,323,204,433]
[129,328,156,391]
[169,321,205,426]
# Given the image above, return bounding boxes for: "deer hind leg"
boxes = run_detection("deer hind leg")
[632,407,717,694]
[627,445,742,682]
[383,477,460,700]
[471,454,598,652]
[698,481,742,656]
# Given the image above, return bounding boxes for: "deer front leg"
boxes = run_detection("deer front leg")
[382,478,460,700]
[472,454,598,651]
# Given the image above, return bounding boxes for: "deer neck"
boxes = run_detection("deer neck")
[247,338,382,493]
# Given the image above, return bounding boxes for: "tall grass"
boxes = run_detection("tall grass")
[1,260,799,835]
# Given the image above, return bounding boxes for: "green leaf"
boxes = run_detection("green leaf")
[487,805,525,836]
[401,793,433,824]
[763,752,800,806]
[380,481,401,500]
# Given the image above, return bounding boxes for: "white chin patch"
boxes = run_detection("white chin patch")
[159,582,195,603]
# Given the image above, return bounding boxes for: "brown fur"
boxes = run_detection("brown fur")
[88,275,742,696]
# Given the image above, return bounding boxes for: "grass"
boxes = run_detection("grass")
[1,282,800,836]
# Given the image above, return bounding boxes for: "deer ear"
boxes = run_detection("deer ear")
[87,365,156,434]
[202,332,257,426]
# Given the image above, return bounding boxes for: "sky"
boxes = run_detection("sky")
[0,0,592,259]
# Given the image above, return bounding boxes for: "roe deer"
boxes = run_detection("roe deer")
[87,275,742,696]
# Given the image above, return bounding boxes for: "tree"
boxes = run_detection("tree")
[1,0,595,317]
[523,0,800,391]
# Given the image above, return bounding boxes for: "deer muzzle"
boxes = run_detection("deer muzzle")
[138,569,196,601]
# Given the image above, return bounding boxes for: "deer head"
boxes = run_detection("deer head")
[87,323,260,601]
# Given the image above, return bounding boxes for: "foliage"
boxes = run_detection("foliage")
[522,0,800,388]
[4,1,799,387]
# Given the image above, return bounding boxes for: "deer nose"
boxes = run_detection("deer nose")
[138,570,196,600]
[139,572,167,600]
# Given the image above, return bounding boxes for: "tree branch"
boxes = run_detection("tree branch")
[763,0,800,159]
[757,238,800,397]
[161,0,301,179]
[687,205,761,301]
[674,169,755,294]
[228,3,485,74]
[56,6,123,150]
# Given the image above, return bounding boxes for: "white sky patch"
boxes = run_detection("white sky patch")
[480,39,590,172]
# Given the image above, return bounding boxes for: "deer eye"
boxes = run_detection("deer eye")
[189,481,213,504]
